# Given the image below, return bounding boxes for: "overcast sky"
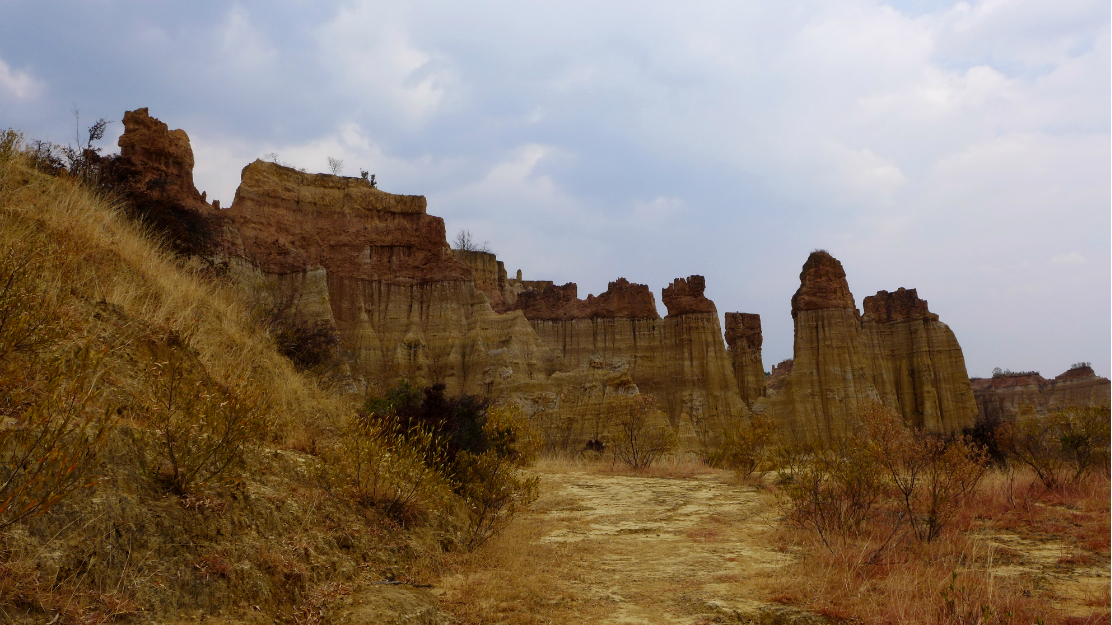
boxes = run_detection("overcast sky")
[2,0,1108,378]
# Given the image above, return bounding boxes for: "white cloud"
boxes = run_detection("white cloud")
[0,58,43,100]
[314,5,455,126]
[1050,252,1087,265]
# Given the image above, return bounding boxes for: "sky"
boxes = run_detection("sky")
[1,0,1108,378]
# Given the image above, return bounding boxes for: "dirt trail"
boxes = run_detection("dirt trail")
[535,468,798,623]
[437,465,819,624]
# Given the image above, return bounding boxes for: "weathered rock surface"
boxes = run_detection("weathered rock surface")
[724,313,765,408]
[519,276,747,449]
[765,252,977,441]
[511,278,659,321]
[971,365,1111,422]
[219,160,550,395]
[114,107,209,209]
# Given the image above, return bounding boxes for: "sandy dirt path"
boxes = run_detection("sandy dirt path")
[437,464,819,624]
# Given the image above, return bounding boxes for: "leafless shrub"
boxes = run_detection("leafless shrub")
[606,394,676,470]
[0,249,114,528]
[864,406,987,543]
[453,229,491,253]
[1001,405,1111,489]
[141,335,272,495]
[715,413,778,480]
[327,157,344,176]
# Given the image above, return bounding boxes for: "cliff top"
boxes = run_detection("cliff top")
[662,275,717,316]
[863,288,939,323]
[790,250,856,318]
[724,312,762,350]
[513,278,659,321]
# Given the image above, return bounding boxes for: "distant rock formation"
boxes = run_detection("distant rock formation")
[971,365,1111,422]
[724,313,765,408]
[113,109,994,453]
[517,276,747,448]
[763,251,978,441]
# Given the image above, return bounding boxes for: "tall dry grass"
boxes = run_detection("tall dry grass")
[767,465,1110,623]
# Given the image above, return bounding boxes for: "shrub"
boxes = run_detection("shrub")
[780,436,885,551]
[362,382,538,548]
[141,335,272,495]
[454,405,538,548]
[333,418,448,522]
[606,394,676,470]
[0,247,114,528]
[1002,405,1111,489]
[715,413,778,480]
[0,345,114,529]
[864,407,987,543]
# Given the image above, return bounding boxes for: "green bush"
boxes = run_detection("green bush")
[714,413,778,480]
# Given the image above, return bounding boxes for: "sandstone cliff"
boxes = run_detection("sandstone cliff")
[515,276,748,448]
[971,365,1111,422]
[764,251,977,441]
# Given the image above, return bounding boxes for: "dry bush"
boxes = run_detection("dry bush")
[139,336,273,495]
[714,413,778,480]
[329,418,448,523]
[864,406,988,543]
[454,405,539,548]
[1002,405,1111,490]
[0,240,115,530]
[605,394,676,470]
[780,435,887,551]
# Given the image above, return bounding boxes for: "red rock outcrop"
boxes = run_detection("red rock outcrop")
[724,313,765,407]
[113,107,208,208]
[764,251,977,441]
[790,251,857,318]
[662,275,717,315]
[971,366,1111,422]
[512,279,659,321]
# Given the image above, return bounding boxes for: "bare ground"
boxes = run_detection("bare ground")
[435,462,820,624]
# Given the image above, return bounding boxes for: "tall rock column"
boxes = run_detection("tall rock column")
[859,288,978,431]
[767,251,979,442]
[724,312,765,408]
[767,252,877,441]
[660,276,748,444]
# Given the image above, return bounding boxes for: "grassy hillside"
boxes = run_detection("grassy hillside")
[0,134,457,623]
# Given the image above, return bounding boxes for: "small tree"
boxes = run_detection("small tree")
[1002,405,1111,489]
[142,337,271,495]
[327,156,344,176]
[717,413,778,480]
[607,394,676,470]
[453,230,490,253]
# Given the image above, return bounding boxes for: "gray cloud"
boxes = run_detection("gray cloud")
[1,0,1107,377]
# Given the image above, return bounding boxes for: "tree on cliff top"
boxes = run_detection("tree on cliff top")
[453,229,491,253]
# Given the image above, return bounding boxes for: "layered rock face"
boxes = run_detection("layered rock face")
[971,366,1111,422]
[764,251,977,441]
[220,160,550,395]
[724,313,765,407]
[517,276,747,448]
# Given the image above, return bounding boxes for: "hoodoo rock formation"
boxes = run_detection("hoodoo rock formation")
[112,109,993,452]
[515,276,747,447]
[724,313,765,408]
[971,365,1111,422]
[763,251,978,441]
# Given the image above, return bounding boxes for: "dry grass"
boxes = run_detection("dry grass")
[0,142,451,622]
[535,452,720,480]
[414,496,610,624]
[767,466,1111,624]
